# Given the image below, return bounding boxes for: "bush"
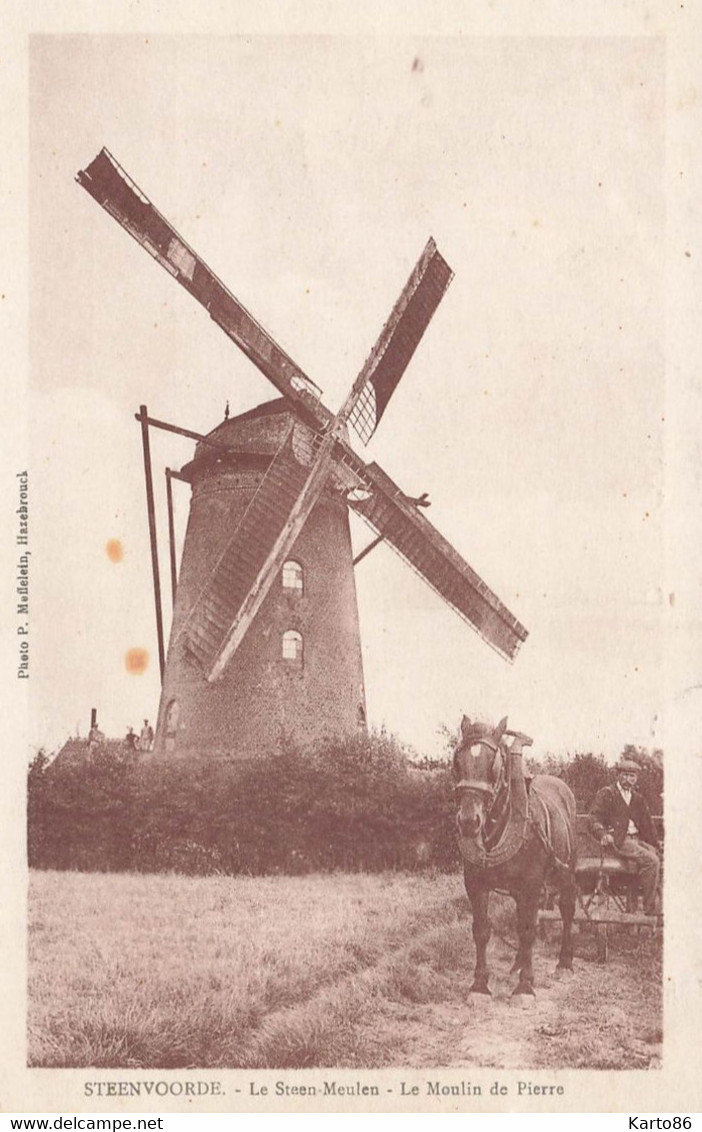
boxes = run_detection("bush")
[527,746,663,814]
[27,732,459,876]
[28,733,664,876]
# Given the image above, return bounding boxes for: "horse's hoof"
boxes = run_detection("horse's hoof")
[469,986,491,999]
[469,992,492,1008]
[512,982,536,999]
[512,993,536,1009]
[555,964,574,978]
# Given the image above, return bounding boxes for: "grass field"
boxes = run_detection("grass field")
[28,870,662,1069]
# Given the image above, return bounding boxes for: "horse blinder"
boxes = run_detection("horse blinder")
[453,738,503,797]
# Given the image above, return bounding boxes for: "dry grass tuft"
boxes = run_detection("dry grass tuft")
[28,870,459,1068]
[28,871,661,1070]
[532,931,662,1070]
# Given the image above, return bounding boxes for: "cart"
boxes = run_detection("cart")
[539,814,663,962]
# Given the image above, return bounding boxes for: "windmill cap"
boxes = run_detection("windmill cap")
[616,759,640,774]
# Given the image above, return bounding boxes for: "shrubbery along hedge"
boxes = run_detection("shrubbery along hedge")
[27,732,662,875]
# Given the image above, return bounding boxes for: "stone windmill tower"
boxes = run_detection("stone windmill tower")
[158,399,367,755]
[77,149,528,757]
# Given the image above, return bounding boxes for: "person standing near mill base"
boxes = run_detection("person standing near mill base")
[139,719,154,752]
[589,759,661,916]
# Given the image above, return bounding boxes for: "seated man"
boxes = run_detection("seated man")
[590,759,660,916]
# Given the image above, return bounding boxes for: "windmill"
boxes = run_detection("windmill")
[77,148,528,756]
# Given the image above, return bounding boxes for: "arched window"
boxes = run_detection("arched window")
[164,699,180,753]
[165,699,180,734]
[282,560,304,592]
[282,630,303,662]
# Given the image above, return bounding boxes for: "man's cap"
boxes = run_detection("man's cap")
[616,759,641,774]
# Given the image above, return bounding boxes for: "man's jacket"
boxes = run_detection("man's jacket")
[589,785,657,849]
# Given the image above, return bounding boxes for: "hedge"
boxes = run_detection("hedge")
[27,733,663,875]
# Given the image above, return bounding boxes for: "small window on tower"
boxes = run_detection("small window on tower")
[282,560,304,592]
[164,698,180,753]
[282,630,303,663]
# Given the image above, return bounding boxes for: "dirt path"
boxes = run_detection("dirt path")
[401,942,588,1069]
[357,923,663,1071]
[229,908,663,1070]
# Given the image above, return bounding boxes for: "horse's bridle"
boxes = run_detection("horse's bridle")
[455,735,532,867]
[453,736,505,799]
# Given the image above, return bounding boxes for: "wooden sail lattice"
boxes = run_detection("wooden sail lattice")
[336,451,528,661]
[347,239,453,445]
[178,423,326,676]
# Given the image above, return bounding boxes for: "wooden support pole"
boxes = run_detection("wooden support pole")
[138,405,165,682]
[165,468,178,610]
[134,411,216,448]
[352,494,428,566]
[133,411,255,462]
[352,533,385,566]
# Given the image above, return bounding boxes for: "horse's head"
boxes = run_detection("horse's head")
[453,715,508,841]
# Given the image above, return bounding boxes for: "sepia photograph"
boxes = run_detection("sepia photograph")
[5,14,702,1114]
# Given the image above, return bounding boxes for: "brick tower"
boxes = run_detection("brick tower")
[154,399,367,756]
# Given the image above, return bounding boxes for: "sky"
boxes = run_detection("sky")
[28,34,669,760]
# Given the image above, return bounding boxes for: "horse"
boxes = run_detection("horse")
[453,715,577,998]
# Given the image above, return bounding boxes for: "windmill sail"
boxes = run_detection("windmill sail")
[346,239,453,445]
[78,147,527,676]
[77,148,330,429]
[181,300,427,680]
[345,457,528,661]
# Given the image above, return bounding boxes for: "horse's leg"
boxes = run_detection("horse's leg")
[513,887,540,996]
[556,867,577,971]
[465,878,492,995]
[511,932,527,975]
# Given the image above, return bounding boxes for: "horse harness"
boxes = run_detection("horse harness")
[455,737,569,872]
